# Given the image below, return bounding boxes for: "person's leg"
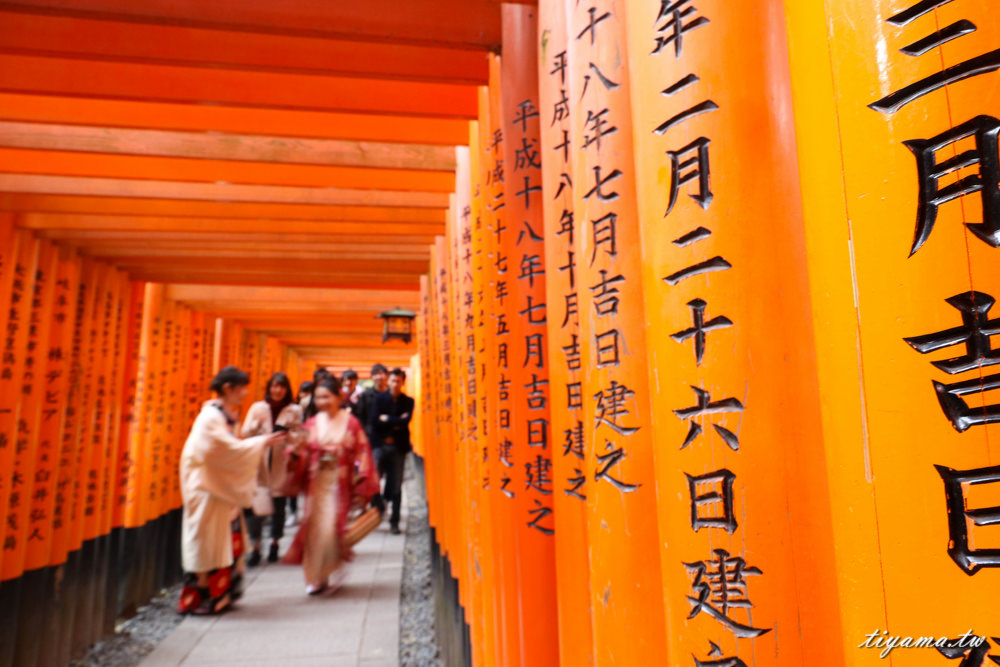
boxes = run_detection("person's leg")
[243,508,263,565]
[271,496,286,541]
[370,446,387,515]
[387,450,405,531]
[269,497,286,562]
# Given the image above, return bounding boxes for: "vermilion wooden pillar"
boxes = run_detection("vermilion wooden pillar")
[537,1,594,664]
[4,240,55,583]
[113,281,143,534]
[141,283,166,530]
[77,264,107,546]
[41,250,81,569]
[473,83,502,667]
[103,272,131,537]
[468,114,499,667]
[0,230,39,580]
[566,1,669,663]
[783,0,1000,659]
[463,122,486,667]
[449,149,484,665]
[124,282,152,532]
[32,248,82,667]
[7,240,56,667]
[498,6,560,666]
[444,199,468,628]
[622,0,844,661]
[0,219,18,581]
[68,259,101,656]
[483,53,524,667]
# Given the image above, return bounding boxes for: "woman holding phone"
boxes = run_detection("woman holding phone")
[240,372,304,565]
[178,366,288,615]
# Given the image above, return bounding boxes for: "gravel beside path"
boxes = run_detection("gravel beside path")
[398,456,442,667]
[72,452,440,667]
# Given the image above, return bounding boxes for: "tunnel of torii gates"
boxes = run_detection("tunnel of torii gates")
[0,0,996,665]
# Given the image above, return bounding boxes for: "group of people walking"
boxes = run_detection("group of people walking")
[177,363,414,615]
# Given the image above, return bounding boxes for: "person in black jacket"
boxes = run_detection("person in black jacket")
[369,368,414,534]
[353,363,388,437]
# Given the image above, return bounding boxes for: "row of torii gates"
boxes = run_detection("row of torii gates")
[0,1,997,666]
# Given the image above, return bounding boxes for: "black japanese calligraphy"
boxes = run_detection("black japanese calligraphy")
[687,468,737,533]
[595,440,640,493]
[594,380,639,435]
[652,1,710,58]
[674,386,744,450]
[685,548,771,639]
[906,291,1000,431]
[936,464,1000,575]
[903,116,1000,255]
[671,298,733,365]
[667,137,712,214]
[871,1,1000,114]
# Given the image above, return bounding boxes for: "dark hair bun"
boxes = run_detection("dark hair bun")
[209,365,250,393]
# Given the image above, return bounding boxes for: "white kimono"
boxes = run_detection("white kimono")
[180,400,268,573]
[240,401,304,496]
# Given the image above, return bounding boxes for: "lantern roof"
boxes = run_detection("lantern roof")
[378,307,417,319]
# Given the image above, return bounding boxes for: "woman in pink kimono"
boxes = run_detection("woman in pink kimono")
[177,366,287,615]
[282,377,378,595]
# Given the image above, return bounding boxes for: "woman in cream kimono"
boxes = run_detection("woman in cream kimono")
[240,371,304,565]
[282,377,378,595]
[178,366,287,615]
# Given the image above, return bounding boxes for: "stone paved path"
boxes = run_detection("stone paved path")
[141,519,404,667]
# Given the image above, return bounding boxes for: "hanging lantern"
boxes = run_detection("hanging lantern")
[378,307,417,344]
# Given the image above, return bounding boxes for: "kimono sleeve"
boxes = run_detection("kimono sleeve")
[240,402,265,438]
[196,411,269,506]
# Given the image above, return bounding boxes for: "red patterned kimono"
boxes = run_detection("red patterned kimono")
[282,411,378,588]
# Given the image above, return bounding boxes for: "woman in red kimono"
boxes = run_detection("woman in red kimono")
[282,376,378,595]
